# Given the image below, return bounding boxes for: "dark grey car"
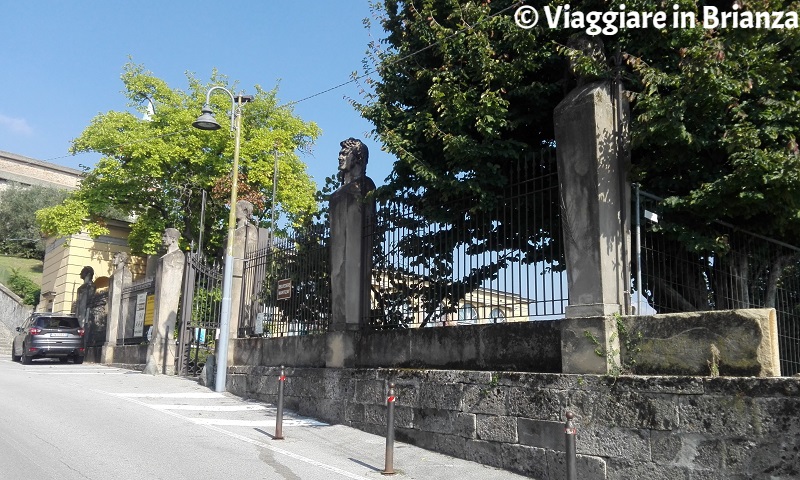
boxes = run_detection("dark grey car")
[11,313,85,364]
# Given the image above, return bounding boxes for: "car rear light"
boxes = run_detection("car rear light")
[77,328,85,337]
[30,326,42,335]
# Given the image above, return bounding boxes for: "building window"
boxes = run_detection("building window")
[490,308,506,323]
[458,303,479,325]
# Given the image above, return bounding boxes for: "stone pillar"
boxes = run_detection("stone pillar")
[144,229,185,375]
[554,80,630,318]
[101,252,132,364]
[328,138,375,367]
[554,80,629,374]
[228,204,258,363]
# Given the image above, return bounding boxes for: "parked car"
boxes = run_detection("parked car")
[11,313,85,364]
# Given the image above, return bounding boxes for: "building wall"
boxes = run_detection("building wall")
[39,221,147,313]
[0,150,83,191]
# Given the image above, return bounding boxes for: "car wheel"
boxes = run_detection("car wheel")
[73,356,84,365]
[21,350,32,365]
[11,345,21,362]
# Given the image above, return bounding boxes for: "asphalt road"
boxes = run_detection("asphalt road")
[0,358,529,480]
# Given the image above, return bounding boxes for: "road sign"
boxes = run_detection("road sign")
[277,279,292,300]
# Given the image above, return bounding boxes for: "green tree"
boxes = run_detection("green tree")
[0,183,69,259]
[355,0,800,313]
[37,63,321,256]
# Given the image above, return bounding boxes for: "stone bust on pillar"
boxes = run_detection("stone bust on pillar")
[76,266,96,328]
[329,138,376,341]
[143,228,185,375]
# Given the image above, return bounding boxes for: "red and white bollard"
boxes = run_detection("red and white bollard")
[274,365,286,440]
[382,383,397,476]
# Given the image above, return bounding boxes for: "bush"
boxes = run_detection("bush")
[7,269,40,306]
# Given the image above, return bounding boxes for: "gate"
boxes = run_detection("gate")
[176,250,223,376]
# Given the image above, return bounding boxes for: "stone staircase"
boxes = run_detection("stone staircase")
[0,324,13,356]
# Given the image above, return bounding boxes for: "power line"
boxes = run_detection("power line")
[44,2,523,165]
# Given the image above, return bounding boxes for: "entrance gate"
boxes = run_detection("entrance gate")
[176,250,223,376]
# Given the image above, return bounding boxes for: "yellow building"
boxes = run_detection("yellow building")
[38,219,146,313]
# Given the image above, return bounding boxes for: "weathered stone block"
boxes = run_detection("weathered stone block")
[500,444,549,479]
[507,386,565,420]
[476,415,518,443]
[462,383,509,415]
[414,408,476,438]
[547,451,607,480]
[561,316,621,374]
[518,418,564,451]
[465,439,505,468]
[620,309,781,377]
[417,382,464,410]
[577,426,651,461]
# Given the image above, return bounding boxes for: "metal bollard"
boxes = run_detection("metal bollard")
[565,411,577,480]
[382,383,397,476]
[274,365,286,440]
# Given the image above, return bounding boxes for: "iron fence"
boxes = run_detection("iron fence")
[239,223,331,337]
[635,187,800,376]
[367,149,567,329]
[177,250,223,376]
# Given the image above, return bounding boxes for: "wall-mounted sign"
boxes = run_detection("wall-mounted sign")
[144,295,155,326]
[277,279,292,300]
[133,293,147,336]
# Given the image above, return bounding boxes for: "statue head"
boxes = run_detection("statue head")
[161,228,180,253]
[112,251,129,269]
[338,138,369,184]
[235,200,254,228]
[79,266,94,285]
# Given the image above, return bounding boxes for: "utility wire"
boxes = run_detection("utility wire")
[44,2,523,165]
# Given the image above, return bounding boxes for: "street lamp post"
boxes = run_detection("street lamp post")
[193,86,253,393]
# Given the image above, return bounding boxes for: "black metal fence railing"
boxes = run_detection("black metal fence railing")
[367,149,567,329]
[634,187,800,376]
[239,224,331,337]
[177,250,222,376]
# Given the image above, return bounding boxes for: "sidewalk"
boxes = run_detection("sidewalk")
[106,364,531,479]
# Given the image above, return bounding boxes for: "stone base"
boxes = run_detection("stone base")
[565,303,622,318]
[561,316,621,374]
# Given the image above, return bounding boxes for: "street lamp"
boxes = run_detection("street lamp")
[193,86,253,393]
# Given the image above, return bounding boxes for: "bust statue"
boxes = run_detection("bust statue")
[338,138,369,185]
[76,266,95,327]
[112,251,129,270]
[235,200,254,229]
[161,228,180,255]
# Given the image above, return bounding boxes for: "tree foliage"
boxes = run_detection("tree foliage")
[37,63,321,255]
[0,183,69,259]
[355,0,800,313]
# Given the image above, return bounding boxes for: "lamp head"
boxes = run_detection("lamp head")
[192,105,221,131]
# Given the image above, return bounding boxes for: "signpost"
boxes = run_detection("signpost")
[277,279,292,300]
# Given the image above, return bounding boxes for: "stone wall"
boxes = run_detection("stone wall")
[0,283,32,353]
[228,366,800,479]
[232,320,562,372]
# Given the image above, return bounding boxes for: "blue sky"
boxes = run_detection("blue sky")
[0,1,394,189]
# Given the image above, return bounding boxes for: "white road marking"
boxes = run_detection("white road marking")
[113,392,225,399]
[192,418,329,427]
[94,389,369,480]
[150,404,267,412]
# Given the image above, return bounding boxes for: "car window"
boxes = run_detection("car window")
[35,317,80,329]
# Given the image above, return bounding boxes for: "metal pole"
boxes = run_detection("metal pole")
[275,365,285,440]
[272,148,278,234]
[213,95,243,393]
[382,383,396,476]
[565,411,577,480]
[634,183,643,316]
